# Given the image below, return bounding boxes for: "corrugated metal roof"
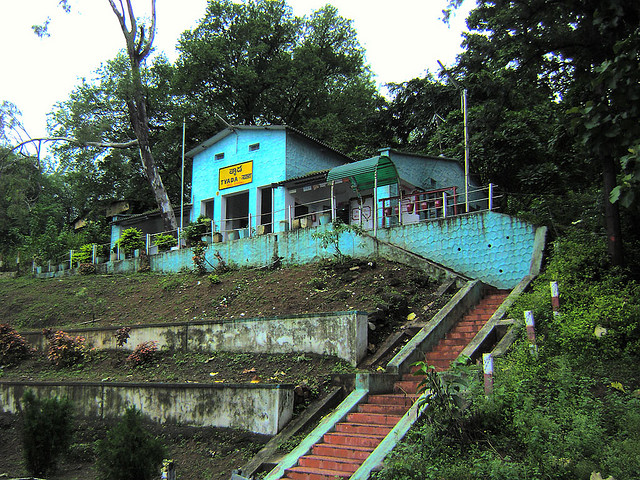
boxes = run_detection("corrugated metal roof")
[327,155,398,191]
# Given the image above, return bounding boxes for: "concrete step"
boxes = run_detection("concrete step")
[358,402,409,416]
[346,411,404,426]
[392,380,420,394]
[311,443,374,461]
[298,454,361,473]
[284,465,351,479]
[323,431,385,448]
[367,394,417,407]
[335,422,394,436]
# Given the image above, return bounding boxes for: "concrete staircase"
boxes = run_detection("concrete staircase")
[424,289,509,371]
[279,383,420,480]
[270,289,509,480]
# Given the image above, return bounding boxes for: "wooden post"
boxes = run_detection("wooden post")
[550,281,560,317]
[483,353,493,395]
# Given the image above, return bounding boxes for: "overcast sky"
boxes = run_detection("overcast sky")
[1,0,474,153]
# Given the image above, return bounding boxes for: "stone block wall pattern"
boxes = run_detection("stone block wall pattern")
[21,311,368,367]
[0,381,293,435]
[376,211,538,289]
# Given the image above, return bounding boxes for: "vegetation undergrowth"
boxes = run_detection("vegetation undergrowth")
[374,229,640,480]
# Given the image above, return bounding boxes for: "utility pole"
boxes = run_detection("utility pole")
[438,60,469,213]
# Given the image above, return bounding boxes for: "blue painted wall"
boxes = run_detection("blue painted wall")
[190,127,350,233]
[106,211,541,290]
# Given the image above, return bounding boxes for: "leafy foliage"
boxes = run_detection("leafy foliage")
[0,323,31,365]
[44,329,88,367]
[114,327,132,348]
[95,406,165,480]
[153,233,177,252]
[71,243,94,264]
[116,228,144,256]
[126,341,158,366]
[311,219,365,262]
[375,232,640,480]
[21,390,73,476]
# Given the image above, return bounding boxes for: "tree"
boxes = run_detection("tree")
[21,390,73,476]
[445,0,640,264]
[95,406,165,480]
[107,0,177,231]
[174,0,382,156]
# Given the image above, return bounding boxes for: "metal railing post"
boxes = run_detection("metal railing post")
[488,183,494,211]
[92,244,97,264]
[442,192,448,218]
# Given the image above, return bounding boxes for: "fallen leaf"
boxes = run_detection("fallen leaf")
[407,312,417,321]
[376,366,386,372]
[242,367,257,374]
[209,372,219,377]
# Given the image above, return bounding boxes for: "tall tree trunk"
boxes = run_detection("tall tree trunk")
[109,0,177,231]
[602,154,624,266]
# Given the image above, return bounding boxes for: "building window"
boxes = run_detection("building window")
[215,152,224,160]
[249,143,260,152]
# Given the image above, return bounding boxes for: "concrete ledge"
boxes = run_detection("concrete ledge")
[386,280,484,374]
[21,311,368,367]
[0,380,293,435]
[459,275,534,362]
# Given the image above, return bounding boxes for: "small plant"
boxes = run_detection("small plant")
[307,276,327,290]
[180,216,211,246]
[312,219,365,263]
[114,327,132,348]
[44,329,88,367]
[95,406,165,480]
[21,389,73,476]
[116,228,145,256]
[153,233,177,252]
[0,323,31,365]
[207,273,221,285]
[71,244,94,264]
[78,263,96,275]
[126,341,158,366]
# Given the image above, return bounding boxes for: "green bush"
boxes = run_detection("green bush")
[116,228,144,255]
[153,233,177,252]
[44,329,88,367]
[0,323,31,365]
[180,216,211,246]
[21,390,73,476]
[95,406,165,480]
[71,243,94,264]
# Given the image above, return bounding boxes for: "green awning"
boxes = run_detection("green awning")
[326,156,399,191]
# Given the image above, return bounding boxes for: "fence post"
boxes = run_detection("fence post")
[442,192,448,218]
[69,250,74,269]
[524,310,538,356]
[211,220,215,234]
[550,281,560,317]
[177,228,181,249]
[92,244,97,264]
[488,183,494,211]
[146,234,150,255]
[248,213,252,237]
[483,353,494,395]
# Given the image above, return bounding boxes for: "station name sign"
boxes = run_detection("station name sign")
[219,161,253,190]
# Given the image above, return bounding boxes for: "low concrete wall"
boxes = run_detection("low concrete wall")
[22,311,368,366]
[43,211,541,290]
[0,380,293,435]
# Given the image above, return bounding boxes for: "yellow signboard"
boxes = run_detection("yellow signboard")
[219,161,253,190]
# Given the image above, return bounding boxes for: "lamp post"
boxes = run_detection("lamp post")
[438,60,469,213]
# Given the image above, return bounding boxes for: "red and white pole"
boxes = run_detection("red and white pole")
[550,281,560,317]
[483,353,494,395]
[524,310,538,355]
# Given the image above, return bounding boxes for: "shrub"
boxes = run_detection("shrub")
[114,327,132,348]
[0,324,31,365]
[78,263,96,275]
[311,219,365,263]
[180,216,211,246]
[44,329,88,367]
[153,233,177,252]
[71,243,94,264]
[126,341,158,366]
[95,406,165,480]
[116,228,144,255]
[207,273,221,285]
[21,390,73,476]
